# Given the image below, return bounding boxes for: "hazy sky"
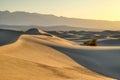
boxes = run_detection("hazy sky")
[0,0,120,21]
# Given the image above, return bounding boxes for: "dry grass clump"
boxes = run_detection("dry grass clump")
[83,38,97,46]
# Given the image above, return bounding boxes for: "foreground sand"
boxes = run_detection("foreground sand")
[0,30,114,80]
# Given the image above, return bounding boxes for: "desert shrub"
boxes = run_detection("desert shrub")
[83,38,97,46]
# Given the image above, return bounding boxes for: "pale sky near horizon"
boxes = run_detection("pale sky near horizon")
[0,0,120,21]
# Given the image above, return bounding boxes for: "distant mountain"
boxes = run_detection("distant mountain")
[0,25,101,31]
[0,11,120,30]
[40,25,102,31]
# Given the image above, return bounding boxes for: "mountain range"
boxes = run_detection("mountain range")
[0,11,120,30]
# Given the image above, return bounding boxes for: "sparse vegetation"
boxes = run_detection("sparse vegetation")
[83,38,97,46]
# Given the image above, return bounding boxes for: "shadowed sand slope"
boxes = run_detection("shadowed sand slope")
[0,29,22,46]
[52,46,120,79]
[98,39,120,46]
[0,28,52,46]
[0,31,113,80]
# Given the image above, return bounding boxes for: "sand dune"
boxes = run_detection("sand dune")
[0,29,114,80]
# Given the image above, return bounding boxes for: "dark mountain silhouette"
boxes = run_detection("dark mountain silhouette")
[0,11,120,30]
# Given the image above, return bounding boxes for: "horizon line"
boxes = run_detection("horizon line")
[1,10,120,22]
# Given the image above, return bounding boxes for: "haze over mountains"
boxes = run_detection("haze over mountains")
[0,11,120,31]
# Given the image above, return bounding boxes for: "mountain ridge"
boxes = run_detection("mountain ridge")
[0,24,103,31]
[0,11,120,30]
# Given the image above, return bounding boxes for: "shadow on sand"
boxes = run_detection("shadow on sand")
[0,28,52,46]
[50,45,120,79]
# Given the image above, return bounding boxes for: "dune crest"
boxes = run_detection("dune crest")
[0,29,113,80]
